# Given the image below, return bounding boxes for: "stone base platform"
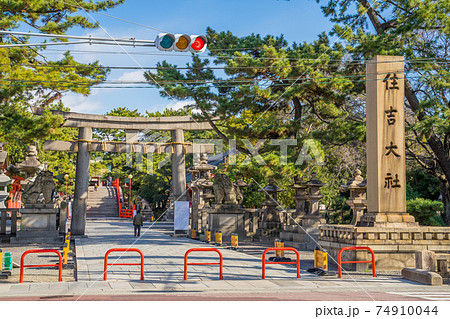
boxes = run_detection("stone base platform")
[318,224,450,271]
[280,216,326,250]
[208,204,247,241]
[11,204,63,244]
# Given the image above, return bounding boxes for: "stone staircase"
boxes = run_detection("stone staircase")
[86,186,118,219]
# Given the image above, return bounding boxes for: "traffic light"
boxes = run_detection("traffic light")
[155,33,175,51]
[189,35,207,53]
[155,33,207,53]
[173,34,190,52]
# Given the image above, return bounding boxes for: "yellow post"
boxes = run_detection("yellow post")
[191,228,197,239]
[323,251,328,271]
[205,230,211,243]
[314,247,328,271]
[275,239,284,258]
[215,231,222,245]
[314,248,319,268]
[0,249,3,271]
[62,242,68,265]
[65,235,70,251]
[231,233,238,249]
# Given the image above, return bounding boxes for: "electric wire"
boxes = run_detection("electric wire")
[0,73,446,90]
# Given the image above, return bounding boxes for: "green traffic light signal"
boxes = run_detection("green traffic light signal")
[160,35,174,49]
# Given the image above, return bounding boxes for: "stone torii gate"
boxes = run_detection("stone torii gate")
[32,107,214,236]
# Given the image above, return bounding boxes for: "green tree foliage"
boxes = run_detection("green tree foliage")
[0,0,123,172]
[315,0,450,222]
[407,198,445,226]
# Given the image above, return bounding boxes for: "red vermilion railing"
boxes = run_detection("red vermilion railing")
[262,247,300,279]
[338,246,376,278]
[103,248,144,281]
[113,179,135,219]
[184,248,223,280]
[20,249,63,283]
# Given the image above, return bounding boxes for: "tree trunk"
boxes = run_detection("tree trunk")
[292,96,303,138]
[441,182,450,225]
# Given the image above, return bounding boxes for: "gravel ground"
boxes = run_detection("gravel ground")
[0,241,76,283]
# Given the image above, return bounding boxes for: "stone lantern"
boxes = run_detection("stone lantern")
[282,174,326,250]
[305,174,325,216]
[0,142,9,172]
[17,145,44,185]
[233,176,249,205]
[291,176,308,218]
[0,172,11,209]
[188,154,216,231]
[340,169,367,225]
[259,179,284,223]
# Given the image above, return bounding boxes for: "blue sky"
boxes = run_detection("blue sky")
[43,0,336,115]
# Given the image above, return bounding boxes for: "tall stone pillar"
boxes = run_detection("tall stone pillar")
[318,56,450,271]
[171,129,187,202]
[71,127,92,236]
[359,55,416,227]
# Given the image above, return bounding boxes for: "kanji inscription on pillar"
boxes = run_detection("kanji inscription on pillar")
[366,56,406,214]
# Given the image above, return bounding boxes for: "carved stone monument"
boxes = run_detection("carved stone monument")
[207,174,247,240]
[318,56,450,270]
[136,196,154,221]
[12,170,61,243]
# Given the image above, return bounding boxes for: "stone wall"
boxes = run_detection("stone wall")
[318,225,450,271]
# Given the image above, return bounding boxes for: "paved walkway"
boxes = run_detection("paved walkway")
[1,219,449,301]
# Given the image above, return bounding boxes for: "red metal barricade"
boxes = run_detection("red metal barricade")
[262,247,300,279]
[184,248,223,280]
[20,249,63,283]
[103,248,144,281]
[338,246,376,278]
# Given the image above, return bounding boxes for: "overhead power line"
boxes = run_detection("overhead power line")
[0,75,431,91]
[1,72,447,90]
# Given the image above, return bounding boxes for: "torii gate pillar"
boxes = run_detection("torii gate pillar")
[71,127,92,236]
[171,129,187,201]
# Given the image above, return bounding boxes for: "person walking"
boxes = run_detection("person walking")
[133,210,144,237]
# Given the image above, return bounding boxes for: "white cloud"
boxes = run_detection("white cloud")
[62,92,104,114]
[168,100,192,110]
[114,70,146,82]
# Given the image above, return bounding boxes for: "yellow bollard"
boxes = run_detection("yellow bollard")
[65,235,70,251]
[215,231,222,246]
[0,249,3,271]
[231,233,238,249]
[275,239,284,258]
[205,230,211,243]
[314,247,328,271]
[62,242,69,265]
[191,228,197,239]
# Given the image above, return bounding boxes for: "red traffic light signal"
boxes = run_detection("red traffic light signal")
[189,35,207,53]
[155,33,207,53]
